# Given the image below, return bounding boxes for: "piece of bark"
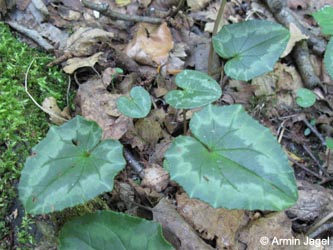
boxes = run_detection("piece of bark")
[292,40,321,88]
[153,199,214,250]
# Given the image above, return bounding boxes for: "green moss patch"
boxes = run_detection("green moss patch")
[0,22,67,249]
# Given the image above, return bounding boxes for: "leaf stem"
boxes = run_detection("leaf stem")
[183,109,187,134]
[207,0,227,76]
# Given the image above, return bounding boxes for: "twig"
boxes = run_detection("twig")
[277,119,287,143]
[123,147,144,178]
[66,75,71,108]
[207,0,227,76]
[302,118,326,146]
[262,0,326,55]
[308,212,333,237]
[302,144,326,172]
[6,21,53,51]
[25,59,68,123]
[183,109,187,134]
[82,0,163,24]
[47,52,73,68]
[289,157,324,180]
[169,0,185,18]
[309,221,333,238]
[262,0,323,88]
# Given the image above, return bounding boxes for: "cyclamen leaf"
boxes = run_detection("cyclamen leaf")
[324,38,333,80]
[165,70,222,109]
[18,116,126,214]
[296,88,317,108]
[117,86,151,118]
[164,104,298,210]
[59,210,174,250]
[313,6,333,35]
[326,137,333,150]
[212,20,290,81]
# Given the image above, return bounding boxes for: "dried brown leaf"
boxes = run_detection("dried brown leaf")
[63,52,103,74]
[42,97,71,125]
[238,212,293,250]
[252,73,277,96]
[176,193,247,249]
[287,180,333,223]
[187,0,210,11]
[134,117,163,147]
[126,22,173,66]
[141,164,169,192]
[65,27,114,56]
[75,78,128,139]
[109,115,131,140]
[115,0,131,7]
[149,138,172,165]
[275,63,303,92]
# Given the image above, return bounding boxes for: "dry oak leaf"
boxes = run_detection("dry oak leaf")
[63,52,103,74]
[176,193,247,249]
[187,0,210,11]
[42,97,71,125]
[75,78,129,140]
[126,22,173,66]
[115,0,131,7]
[65,27,114,56]
[237,212,294,250]
[134,117,163,147]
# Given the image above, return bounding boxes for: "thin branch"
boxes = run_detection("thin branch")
[309,221,333,239]
[289,157,324,180]
[302,144,326,173]
[302,118,326,146]
[169,0,185,18]
[207,0,227,76]
[82,0,163,24]
[262,0,326,55]
[66,75,71,108]
[25,59,68,123]
[6,21,53,51]
[308,211,333,237]
[183,109,187,135]
[123,147,144,178]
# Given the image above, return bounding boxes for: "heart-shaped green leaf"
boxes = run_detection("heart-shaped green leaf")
[117,86,151,118]
[324,38,333,80]
[165,70,222,109]
[18,116,126,214]
[296,88,316,108]
[164,104,298,210]
[59,210,174,250]
[326,137,333,150]
[313,6,333,35]
[212,20,290,81]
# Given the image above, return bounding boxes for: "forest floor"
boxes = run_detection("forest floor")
[1,0,333,249]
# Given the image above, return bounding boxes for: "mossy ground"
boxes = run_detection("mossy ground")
[0,22,68,249]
